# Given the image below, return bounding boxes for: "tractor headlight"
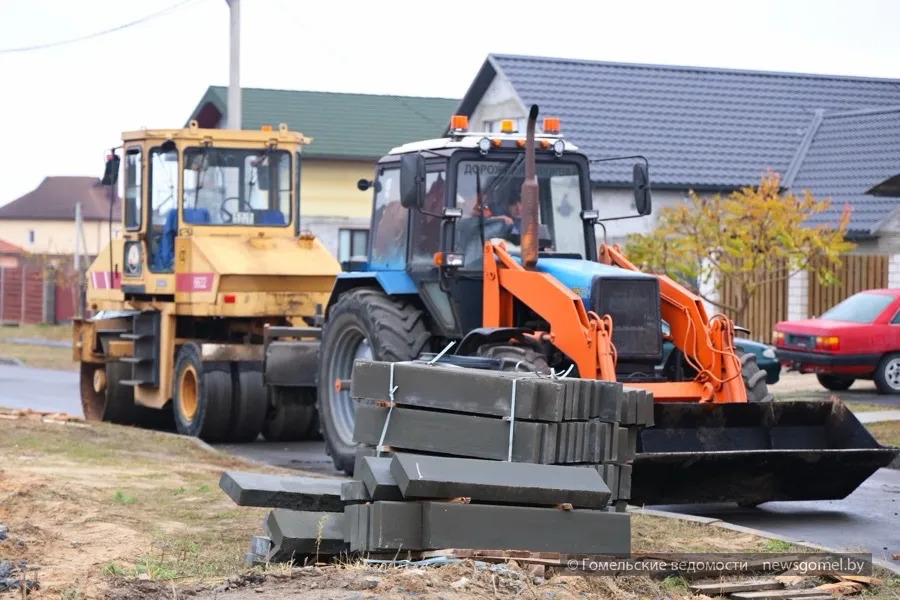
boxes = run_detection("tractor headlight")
[553,140,565,156]
[478,137,491,155]
[762,347,776,359]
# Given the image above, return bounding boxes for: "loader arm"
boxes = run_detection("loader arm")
[598,242,746,403]
[482,241,617,381]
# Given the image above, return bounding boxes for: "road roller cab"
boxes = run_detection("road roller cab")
[73,121,341,443]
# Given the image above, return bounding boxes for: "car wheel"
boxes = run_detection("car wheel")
[816,374,854,392]
[873,352,900,395]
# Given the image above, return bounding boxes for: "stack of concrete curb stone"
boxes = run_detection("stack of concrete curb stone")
[221,358,655,565]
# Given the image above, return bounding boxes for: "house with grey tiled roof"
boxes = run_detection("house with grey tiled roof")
[185,86,459,260]
[451,54,900,251]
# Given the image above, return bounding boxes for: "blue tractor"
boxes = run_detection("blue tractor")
[262,106,896,506]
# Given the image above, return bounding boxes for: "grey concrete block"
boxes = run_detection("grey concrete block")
[343,504,359,543]
[618,427,638,462]
[366,501,424,552]
[350,503,369,553]
[596,464,620,500]
[389,452,611,508]
[354,403,555,463]
[420,502,631,555]
[341,480,370,504]
[618,464,632,500]
[350,360,567,422]
[265,509,348,561]
[358,456,404,501]
[219,471,343,512]
[591,381,625,422]
[637,390,654,426]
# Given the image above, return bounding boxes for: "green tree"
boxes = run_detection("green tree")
[623,171,855,325]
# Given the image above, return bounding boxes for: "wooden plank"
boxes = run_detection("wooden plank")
[731,588,841,599]
[689,580,784,594]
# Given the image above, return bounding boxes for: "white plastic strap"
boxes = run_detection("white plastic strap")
[428,341,456,365]
[376,362,398,457]
[504,378,518,461]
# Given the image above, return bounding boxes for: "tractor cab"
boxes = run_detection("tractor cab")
[354,114,652,338]
[104,121,311,295]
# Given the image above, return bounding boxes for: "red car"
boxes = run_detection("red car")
[772,288,900,394]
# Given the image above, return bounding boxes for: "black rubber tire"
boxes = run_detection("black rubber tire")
[816,374,855,392]
[226,366,269,443]
[740,351,774,403]
[262,387,316,442]
[873,352,900,395]
[317,288,430,476]
[103,361,140,425]
[473,343,551,375]
[172,343,233,441]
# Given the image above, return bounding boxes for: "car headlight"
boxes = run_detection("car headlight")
[762,347,776,359]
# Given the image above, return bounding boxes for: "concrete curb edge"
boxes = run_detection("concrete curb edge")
[628,506,900,576]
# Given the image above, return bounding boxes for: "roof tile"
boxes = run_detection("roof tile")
[189,87,460,160]
[0,176,121,222]
[789,107,900,234]
[476,54,900,188]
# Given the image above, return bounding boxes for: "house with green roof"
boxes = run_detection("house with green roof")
[185,85,458,259]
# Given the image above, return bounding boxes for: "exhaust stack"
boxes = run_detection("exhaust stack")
[520,104,540,269]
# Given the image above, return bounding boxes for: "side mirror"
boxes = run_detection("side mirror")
[102,153,120,186]
[399,152,426,209]
[357,179,372,191]
[633,163,651,216]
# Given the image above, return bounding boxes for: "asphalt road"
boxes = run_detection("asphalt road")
[1,363,898,558]
[0,363,343,476]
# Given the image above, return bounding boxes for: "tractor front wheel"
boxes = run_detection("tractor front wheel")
[740,351,774,403]
[317,288,430,476]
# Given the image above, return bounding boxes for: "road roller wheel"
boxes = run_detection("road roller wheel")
[225,364,268,443]
[172,342,233,442]
[261,387,316,442]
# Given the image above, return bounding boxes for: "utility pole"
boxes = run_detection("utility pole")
[226,0,241,130]
[74,201,82,272]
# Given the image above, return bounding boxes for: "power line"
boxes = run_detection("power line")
[0,0,204,54]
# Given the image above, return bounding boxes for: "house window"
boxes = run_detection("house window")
[338,228,369,262]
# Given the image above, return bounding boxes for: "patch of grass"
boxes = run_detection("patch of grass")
[60,587,84,600]
[660,575,689,594]
[763,539,793,551]
[113,490,136,505]
[0,322,72,342]
[867,421,900,447]
[0,341,76,370]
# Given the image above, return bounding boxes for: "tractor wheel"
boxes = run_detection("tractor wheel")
[474,343,551,375]
[226,365,269,443]
[172,342,233,442]
[261,387,316,442]
[740,351,774,403]
[317,288,430,476]
[816,374,855,392]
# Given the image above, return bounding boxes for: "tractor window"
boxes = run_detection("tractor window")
[410,168,448,266]
[181,147,291,227]
[369,167,407,270]
[147,145,178,273]
[453,159,586,269]
[123,147,142,231]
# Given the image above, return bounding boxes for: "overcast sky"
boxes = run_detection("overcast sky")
[1,0,898,207]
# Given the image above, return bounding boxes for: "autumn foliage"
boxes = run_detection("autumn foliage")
[623,171,855,324]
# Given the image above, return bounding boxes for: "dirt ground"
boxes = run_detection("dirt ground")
[3,410,895,599]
